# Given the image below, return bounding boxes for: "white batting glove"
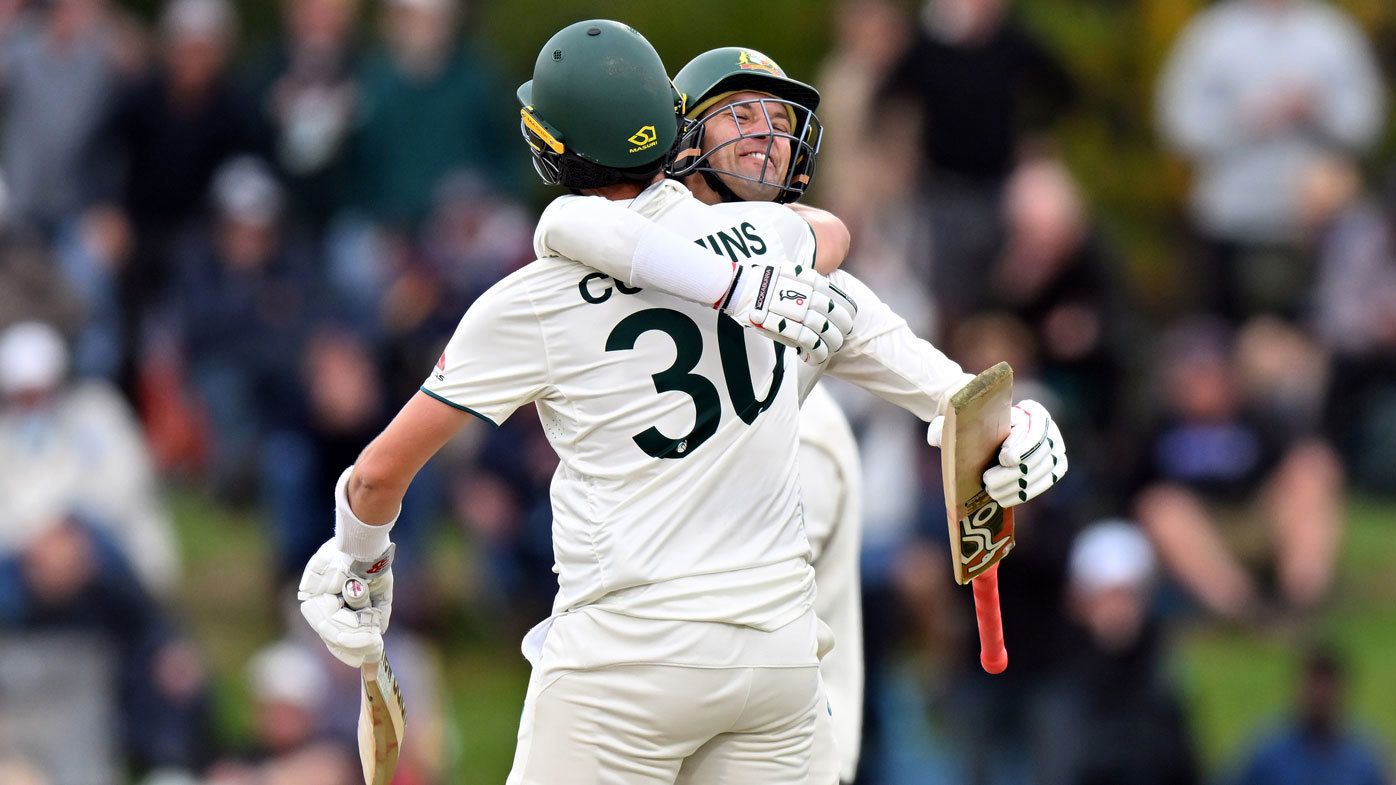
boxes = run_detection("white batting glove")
[719,261,857,364]
[298,540,394,667]
[297,466,398,668]
[927,399,1068,508]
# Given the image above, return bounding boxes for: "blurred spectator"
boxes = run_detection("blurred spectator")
[247,641,334,756]
[1047,521,1199,785]
[272,326,442,592]
[0,0,141,236]
[347,0,518,228]
[0,635,120,785]
[0,512,213,775]
[989,155,1131,490]
[0,172,87,336]
[880,0,1077,328]
[377,174,534,388]
[813,0,917,235]
[419,172,534,299]
[204,640,357,785]
[1303,157,1396,492]
[1131,319,1343,620]
[271,327,386,577]
[1230,647,1388,785]
[1156,0,1386,323]
[171,157,317,502]
[85,0,265,388]
[247,0,363,231]
[0,321,178,595]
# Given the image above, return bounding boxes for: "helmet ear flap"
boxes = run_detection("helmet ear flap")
[667,116,704,177]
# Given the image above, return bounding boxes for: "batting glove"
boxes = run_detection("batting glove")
[927,399,1068,508]
[719,260,857,364]
[299,540,394,667]
[298,467,397,668]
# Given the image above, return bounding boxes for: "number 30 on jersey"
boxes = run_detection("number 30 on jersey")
[606,308,785,460]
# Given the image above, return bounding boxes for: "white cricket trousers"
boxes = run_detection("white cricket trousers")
[506,661,823,784]
[513,609,837,776]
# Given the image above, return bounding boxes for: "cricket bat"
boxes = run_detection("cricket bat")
[940,361,1016,674]
[343,578,406,785]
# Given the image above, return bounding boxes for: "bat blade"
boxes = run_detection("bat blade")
[941,361,1015,673]
[358,653,406,785]
[942,362,1016,583]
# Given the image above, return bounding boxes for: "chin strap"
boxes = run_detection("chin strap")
[700,169,744,203]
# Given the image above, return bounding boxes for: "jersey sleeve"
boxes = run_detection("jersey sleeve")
[420,269,550,425]
[787,213,819,268]
[533,193,733,305]
[743,203,819,268]
[818,270,973,422]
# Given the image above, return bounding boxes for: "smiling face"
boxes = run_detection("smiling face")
[692,91,795,202]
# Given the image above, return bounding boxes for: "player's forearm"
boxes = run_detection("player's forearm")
[822,271,972,420]
[344,459,409,527]
[345,391,476,528]
[536,195,733,305]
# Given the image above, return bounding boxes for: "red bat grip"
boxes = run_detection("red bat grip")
[972,563,1008,674]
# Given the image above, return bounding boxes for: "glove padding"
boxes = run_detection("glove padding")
[298,539,395,668]
[724,261,857,364]
[926,399,1068,508]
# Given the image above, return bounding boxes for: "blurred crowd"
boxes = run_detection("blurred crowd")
[0,0,1393,784]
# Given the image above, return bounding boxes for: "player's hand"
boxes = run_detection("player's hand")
[927,399,1068,508]
[722,260,857,364]
[984,400,1067,507]
[298,539,395,668]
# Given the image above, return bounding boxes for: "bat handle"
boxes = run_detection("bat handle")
[972,563,1008,674]
[343,577,370,611]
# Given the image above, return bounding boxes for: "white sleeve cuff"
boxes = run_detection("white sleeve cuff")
[334,466,396,560]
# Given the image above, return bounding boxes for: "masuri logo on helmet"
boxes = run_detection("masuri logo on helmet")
[627,125,659,153]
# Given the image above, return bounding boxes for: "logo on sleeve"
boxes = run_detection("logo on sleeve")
[435,352,446,381]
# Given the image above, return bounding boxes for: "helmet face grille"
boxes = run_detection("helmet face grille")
[520,111,565,185]
[667,97,822,204]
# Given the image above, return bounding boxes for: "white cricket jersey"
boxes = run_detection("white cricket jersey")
[424,178,970,650]
[799,385,865,781]
[425,179,822,632]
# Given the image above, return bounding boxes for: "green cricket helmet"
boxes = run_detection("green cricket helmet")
[518,20,684,189]
[668,46,823,204]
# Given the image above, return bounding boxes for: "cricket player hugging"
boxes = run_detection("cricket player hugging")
[298,18,1068,785]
